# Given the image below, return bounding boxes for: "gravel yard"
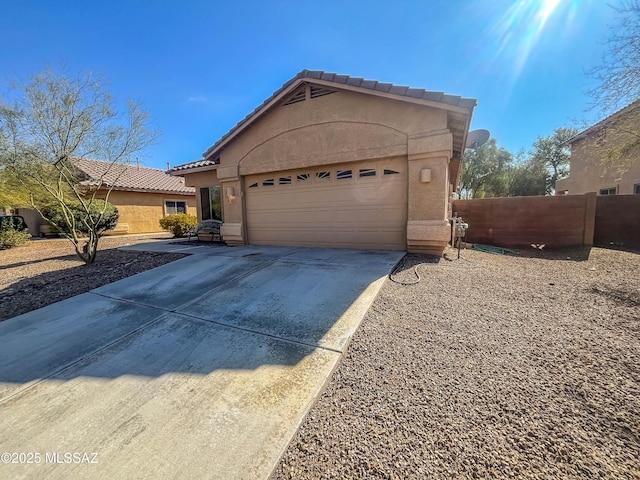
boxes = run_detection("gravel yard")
[2,238,639,478]
[0,235,186,321]
[273,246,640,479]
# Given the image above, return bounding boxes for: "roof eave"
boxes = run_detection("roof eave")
[451,105,476,191]
[108,186,196,195]
[568,98,640,144]
[202,76,476,161]
[202,77,308,160]
[169,163,219,176]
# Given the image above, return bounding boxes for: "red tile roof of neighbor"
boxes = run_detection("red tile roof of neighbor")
[171,69,476,174]
[75,158,195,195]
[170,159,219,172]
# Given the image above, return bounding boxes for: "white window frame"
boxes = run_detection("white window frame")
[165,199,187,215]
[599,187,617,195]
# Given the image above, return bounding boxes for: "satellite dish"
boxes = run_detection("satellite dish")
[465,129,490,149]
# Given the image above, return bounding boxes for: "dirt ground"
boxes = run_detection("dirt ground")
[0,234,186,321]
[273,246,640,479]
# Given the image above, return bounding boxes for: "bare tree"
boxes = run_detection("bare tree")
[589,0,640,112]
[594,102,640,177]
[587,0,640,177]
[0,67,158,263]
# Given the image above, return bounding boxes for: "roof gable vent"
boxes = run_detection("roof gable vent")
[283,85,307,105]
[310,85,336,98]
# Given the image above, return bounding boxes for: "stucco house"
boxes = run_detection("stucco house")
[170,70,476,255]
[18,158,196,236]
[556,99,640,196]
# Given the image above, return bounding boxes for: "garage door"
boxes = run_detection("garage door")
[245,158,407,250]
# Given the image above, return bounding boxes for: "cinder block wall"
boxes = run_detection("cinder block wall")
[594,195,640,249]
[452,194,596,248]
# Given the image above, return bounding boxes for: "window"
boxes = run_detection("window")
[262,179,275,187]
[336,169,352,180]
[248,182,258,189]
[297,173,311,183]
[279,176,292,185]
[200,186,222,221]
[384,169,400,176]
[316,171,331,181]
[599,187,617,195]
[165,200,186,215]
[635,184,640,195]
[359,168,376,178]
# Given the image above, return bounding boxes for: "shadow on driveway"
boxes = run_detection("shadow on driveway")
[0,245,402,391]
[0,245,403,480]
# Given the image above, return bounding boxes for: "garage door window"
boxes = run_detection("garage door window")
[297,173,311,183]
[384,169,400,176]
[316,171,331,181]
[359,168,376,178]
[262,179,275,187]
[200,186,222,221]
[279,176,292,185]
[337,170,352,180]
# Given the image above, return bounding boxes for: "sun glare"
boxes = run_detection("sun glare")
[540,0,563,23]
[479,0,574,100]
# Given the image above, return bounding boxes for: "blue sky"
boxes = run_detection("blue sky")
[1,0,618,170]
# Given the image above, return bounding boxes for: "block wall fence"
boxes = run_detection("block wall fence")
[452,194,640,250]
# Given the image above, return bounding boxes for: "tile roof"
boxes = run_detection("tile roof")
[170,159,219,173]
[75,158,195,195]
[171,69,476,174]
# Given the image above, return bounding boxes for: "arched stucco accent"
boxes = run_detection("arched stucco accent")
[238,121,408,176]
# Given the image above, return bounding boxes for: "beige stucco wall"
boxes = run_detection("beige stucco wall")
[182,87,459,253]
[556,106,640,195]
[17,191,196,236]
[105,190,196,234]
[222,89,447,177]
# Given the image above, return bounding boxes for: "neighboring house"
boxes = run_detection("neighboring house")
[170,70,476,255]
[18,158,196,236]
[556,99,640,196]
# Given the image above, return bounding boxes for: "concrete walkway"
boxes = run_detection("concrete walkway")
[0,242,403,479]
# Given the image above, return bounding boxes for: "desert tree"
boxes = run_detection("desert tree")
[508,155,547,197]
[0,67,157,263]
[528,127,578,195]
[459,137,513,198]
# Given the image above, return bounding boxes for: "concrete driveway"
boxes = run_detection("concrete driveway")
[0,244,403,479]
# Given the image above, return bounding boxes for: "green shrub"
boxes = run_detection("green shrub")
[41,200,119,235]
[159,213,198,237]
[0,218,31,248]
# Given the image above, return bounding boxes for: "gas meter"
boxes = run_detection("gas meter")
[454,220,469,238]
[449,213,469,259]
